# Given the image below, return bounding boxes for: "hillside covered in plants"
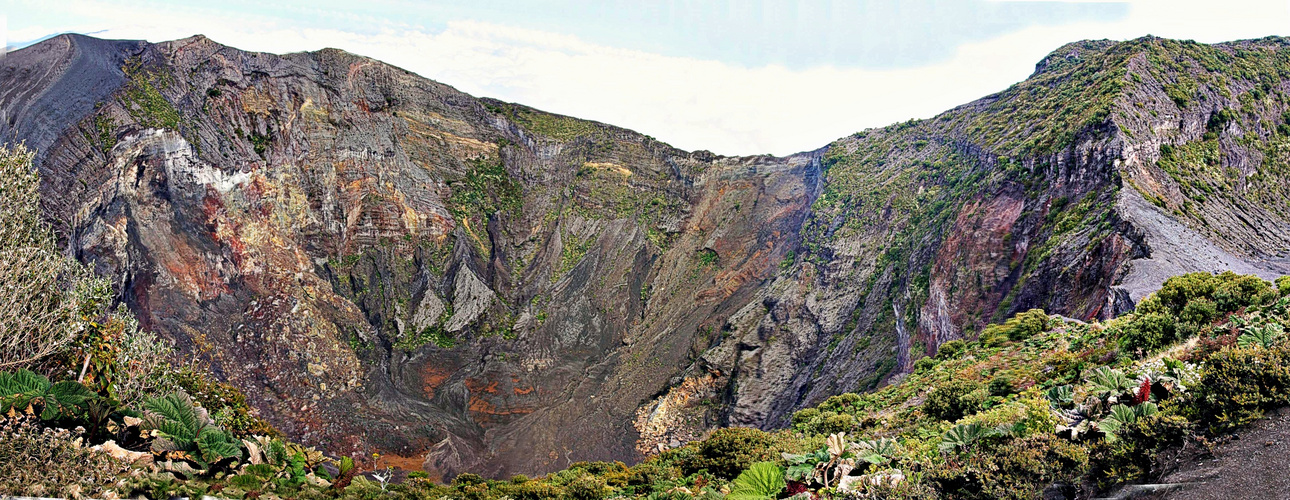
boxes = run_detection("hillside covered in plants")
[2,29,1290,487]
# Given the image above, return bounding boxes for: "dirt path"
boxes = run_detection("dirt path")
[1132,407,1290,500]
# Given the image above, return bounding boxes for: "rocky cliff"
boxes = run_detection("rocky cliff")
[2,34,1287,478]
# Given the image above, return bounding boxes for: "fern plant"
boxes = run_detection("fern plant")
[854,437,899,465]
[939,423,1000,452]
[1097,402,1159,441]
[726,462,786,500]
[1046,385,1074,408]
[143,392,242,469]
[1238,323,1284,349]
[0,369,94,420]
[1088,367,1135,398]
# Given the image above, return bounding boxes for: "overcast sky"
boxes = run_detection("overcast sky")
[4,0,1290,155]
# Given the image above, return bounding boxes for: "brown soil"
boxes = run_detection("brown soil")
[1122,407,1290,500]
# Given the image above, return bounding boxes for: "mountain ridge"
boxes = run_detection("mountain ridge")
[1,32,1288,479]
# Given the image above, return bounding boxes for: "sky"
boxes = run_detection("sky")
[3,1,1290,156]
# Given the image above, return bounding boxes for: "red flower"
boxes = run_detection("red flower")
[1135,378,1151,404]
[786,481,810,496]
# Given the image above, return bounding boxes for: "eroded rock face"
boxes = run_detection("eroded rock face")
[4,34,1289,478]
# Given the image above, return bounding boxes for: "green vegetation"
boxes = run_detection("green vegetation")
[448,156,522,257]
[954,39,1128,154]
[89,113,117,154]
[726,462,785,500]
[553,232,595,283]
[248,130,271,158]
[120,57,182,131]
[396,323,457,350]
[484,100,600,141]
[152,269,1280,500]
[174,364,280,437]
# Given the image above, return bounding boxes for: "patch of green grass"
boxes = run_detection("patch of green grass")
[552,232,594,283]
[120,57,182,131]
[485,100,600,141]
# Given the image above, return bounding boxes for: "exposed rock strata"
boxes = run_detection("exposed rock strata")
[3,34,1288,478]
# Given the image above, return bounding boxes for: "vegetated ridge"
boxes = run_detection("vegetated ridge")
[1,33,1288,480]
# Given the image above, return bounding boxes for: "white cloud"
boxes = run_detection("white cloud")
[7,0,1290,155]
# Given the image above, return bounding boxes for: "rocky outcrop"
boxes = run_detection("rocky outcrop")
[3,34,1288,478]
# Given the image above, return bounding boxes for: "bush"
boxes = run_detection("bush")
[1193,346,1290,432]
[1140,272,1276,318]
[1212,273,1276,312]
[625,462,671,492]
[1277,276,1290,296]
[452,472,486,486]
[924,379,986,422]
[174,365,278,437]
[142,392,242,469]
[503,480,564,500]
[988,375,1017,397]
[101,307,178,407]
[0,145,109,370]
[791,408,820,428]
[1118,413,1190,476]
[726,461,785,500]
[819,412,856,434]
[1179,298,1217,326]
[565,474,609,500]
[914,356,938,374]
[682,427,781,479]
[928,434,1088,500]
[937,340,968,360]
[1119,312,1177,352]
[0,417,130,498]
[1138,273,1217,315]
[981,309,1051,344]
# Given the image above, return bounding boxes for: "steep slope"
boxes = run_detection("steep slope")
[640,37,1290,450]
[1,34,1288,478]
[1,34,820,478]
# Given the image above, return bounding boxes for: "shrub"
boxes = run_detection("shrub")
[504,480,564,500]
[1179,298,1217,326]
[928,434,1088,500]
[1238,323,1284,349]
[1119,312,1177,352]
[914,356,938,374]
[0,145,109,370]
[452,472,486,486]
[174,365,278,437]
[565,474,609,500]
[791,407,820,428]
[924,379,986,421]
[142,392,243,469]
[980,309,1051,344]
[1091,413,1191,486]
[1193,346,1290,432]
[625,462,671,492]
[1096,403,1159,440]
[988,375,1017,397]
[1277,276,1290,296]
[104,308,178,407]
[937,340,968,360]
[0,369,95,421]
[1212,273,1276,312]
[682,427,781,479]
[0,417,130,498]
[1138,273,1217,315]
[814,411,856,434]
